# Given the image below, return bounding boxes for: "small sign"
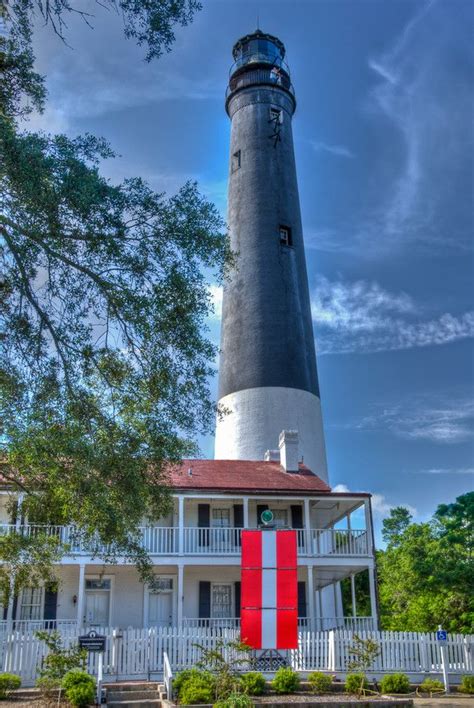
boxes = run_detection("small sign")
[436,630,447,642]
[79,630,106,652]
[261,509,274,525]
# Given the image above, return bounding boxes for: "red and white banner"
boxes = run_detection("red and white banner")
[241,530,298,650]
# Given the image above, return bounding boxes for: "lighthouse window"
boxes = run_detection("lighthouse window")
[279,225,292,247]
[232,150,241,172]
[270,107,282,124]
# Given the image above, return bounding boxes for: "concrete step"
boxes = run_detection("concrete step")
[107,701,161,708]
[107,690,160,701]
[104,683,160,691]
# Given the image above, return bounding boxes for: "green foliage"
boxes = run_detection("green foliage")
[174,669,214,699]
[345,673,369,695]
[271,667,300,695]
[307,672,332,694]
[214,693,253,708]
[62,671,96,707]
[0,673,21,699]
[459,675,474,694]
[346,634,380,674]
[382,507,413,546]
[377,493,474,633]
[341,570,371,618]
[179,675,215,705]
[35,631,86,685]
[239,672,266,696]
[418,678,444,694]
[195,639,252,701]
[380,673,410,694]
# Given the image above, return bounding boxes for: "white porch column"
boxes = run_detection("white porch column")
[6,493,25,625]
[350,574,357,617]
[178,495,184,556]
[307,565,315,632]
[318,589,323,631]
[77,563,86,628]
[304,498,311,553]
[242,497,249,528]
[177,564,184,628]
[368,565,377,626]
[364,499,373,554]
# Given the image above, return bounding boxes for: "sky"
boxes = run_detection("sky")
[30,0,473,542]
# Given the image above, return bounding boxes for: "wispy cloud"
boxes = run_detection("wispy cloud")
[207,284,223,320]
[312,276,474,354]
[344,396,474,445]
[310,141,354,159]
[418,467,474,475]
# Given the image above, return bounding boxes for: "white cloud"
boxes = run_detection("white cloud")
[207,285,223,320]
[345,396,474,445]
[312,276,474,354]
[332,484,417,518]
[418,467,474,475]
[310,141,354,159]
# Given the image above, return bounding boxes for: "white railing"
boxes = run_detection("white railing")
[163,651,173,699]
[0,525,369,557]
[1,624,472,686]
[182,617,377,632]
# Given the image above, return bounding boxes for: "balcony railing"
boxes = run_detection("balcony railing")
[182,617,377,632]
[226,68,295,102]
[0,525,369,557]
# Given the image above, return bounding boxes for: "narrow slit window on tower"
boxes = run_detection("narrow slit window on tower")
[279,225,293,247]
[232,149,241,172]
[270,107,282,123]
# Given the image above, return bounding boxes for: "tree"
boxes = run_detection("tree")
[0,0,230,602]
[377,493,474,633]
[381,507,412,546]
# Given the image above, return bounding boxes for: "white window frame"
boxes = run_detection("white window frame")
[84,574,114,627]
[270,508,288,528]
[211,582,233,619]
[211,508,231,528]
[19,587,43,621]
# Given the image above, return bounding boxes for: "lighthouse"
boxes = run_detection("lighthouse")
[215,30,329,482]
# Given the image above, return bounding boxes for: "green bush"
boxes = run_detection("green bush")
[0,674,21,699]
[271,667,300,694]
[419,678,444,694]
[62,670,96,707]
[380,673,410,694]
[459,676,474,694]
[308,672,332,694]
[239,672,266,696]
[345,673,369,695]
[214,693,253,708]
[36,675,60,699]
[179,675,215,705]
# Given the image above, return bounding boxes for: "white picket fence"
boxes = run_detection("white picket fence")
[1,625,472,686]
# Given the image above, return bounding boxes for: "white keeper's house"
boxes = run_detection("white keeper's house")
[0,434,378,633]
[1,29,380,635]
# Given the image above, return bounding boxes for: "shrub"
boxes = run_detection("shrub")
[179,674,215,705]
[419,678,444,694]
[174,669,210,698]
[459,676,474,694]
[308,672,332,694]
[214,693,253,708]
[271,667,300,694]
[36,675,60,700]
[0,674,21,699]
[345,673,369,695]
[62,670,96,707]
[380,673,410,694]
[239,672,266,696]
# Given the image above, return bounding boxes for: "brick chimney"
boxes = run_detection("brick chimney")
[279,430,299,472]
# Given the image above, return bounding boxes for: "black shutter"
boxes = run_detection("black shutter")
[256,504,269,526]
[298,581,307,618]
[199,581,211,619]
[44,585,58,622]
[291,505,303,529]
[234,582,241,620]
[233,505,244,528]
[198,504,210,547]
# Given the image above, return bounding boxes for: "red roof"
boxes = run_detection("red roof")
[168,459,331,494]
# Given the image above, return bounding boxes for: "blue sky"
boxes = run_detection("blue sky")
[31,0,473,540]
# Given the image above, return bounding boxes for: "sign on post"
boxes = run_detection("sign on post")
[437,626,450,693]
[436,630,447,643]
[78,630,106,652]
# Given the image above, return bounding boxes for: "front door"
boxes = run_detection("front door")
[85,591,110,627]
[149,592,173,627]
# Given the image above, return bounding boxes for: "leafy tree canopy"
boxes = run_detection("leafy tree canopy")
[0,0,231,602]
[377,493,474,633]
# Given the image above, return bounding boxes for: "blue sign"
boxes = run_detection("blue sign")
[436,630,447,642]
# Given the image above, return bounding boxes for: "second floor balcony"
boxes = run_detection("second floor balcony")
[0,524,370,559]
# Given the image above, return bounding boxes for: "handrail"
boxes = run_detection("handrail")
[163,651,173,699]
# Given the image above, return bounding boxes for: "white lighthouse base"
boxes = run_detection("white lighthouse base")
[214,386,328,482]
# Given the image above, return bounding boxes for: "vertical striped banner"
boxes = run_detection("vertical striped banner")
[241,530,298,649]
